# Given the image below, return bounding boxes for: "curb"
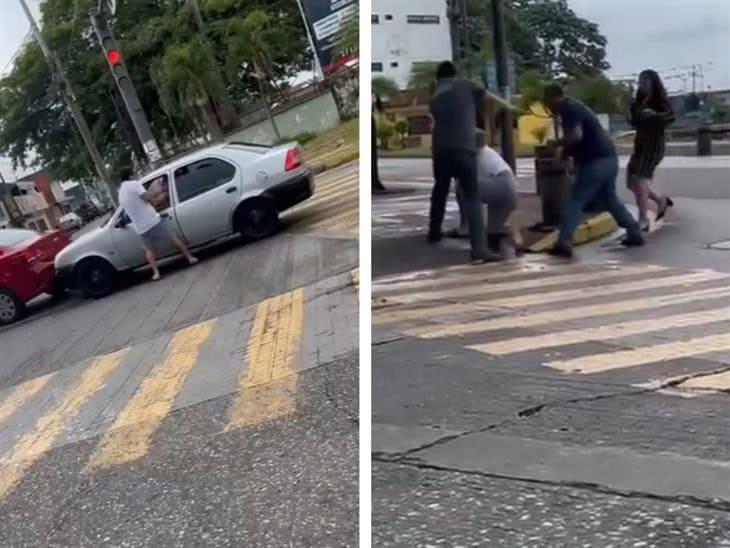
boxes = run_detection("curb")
[309,150,359,174]
[528,212,618,253]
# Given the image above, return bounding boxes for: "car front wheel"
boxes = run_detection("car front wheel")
[76,259,116,299]
[0,288,25,326]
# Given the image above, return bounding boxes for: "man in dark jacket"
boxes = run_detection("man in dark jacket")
[428,61,491,262]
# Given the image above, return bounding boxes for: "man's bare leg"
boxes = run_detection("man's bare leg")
[145,249,162,281]
[172,237,198,265]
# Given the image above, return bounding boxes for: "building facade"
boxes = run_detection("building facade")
[372,0,452,89]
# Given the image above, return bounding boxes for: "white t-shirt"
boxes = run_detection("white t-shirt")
[118,179,160,235]
[477,146,512,180]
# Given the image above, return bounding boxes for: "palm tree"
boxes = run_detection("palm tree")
[227,11,284,141]
[372,76,400,100]
[408,62,439,92]
[157,36,224,141]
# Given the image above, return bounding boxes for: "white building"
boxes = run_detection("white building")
[372,0,452,89]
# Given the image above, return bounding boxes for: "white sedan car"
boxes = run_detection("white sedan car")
[55,141,313,298]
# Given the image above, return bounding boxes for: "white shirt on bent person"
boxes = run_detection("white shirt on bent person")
[118,179,160,235]
[477,145,512,180]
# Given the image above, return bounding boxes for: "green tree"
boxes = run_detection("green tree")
[517,69,546,113]
[408,62,438,92]
[335,11,358,59]
[394,119,408,148]
[372,76,400,100]
[0,0,308,181]
[376,117,395,150]
[567,74,625,114]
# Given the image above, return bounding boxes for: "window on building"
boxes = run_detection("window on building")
[372,14,379,24]
[390,62,399,68]
[407,15,440,24]
[384,14,393,21]
[372,62,383,72]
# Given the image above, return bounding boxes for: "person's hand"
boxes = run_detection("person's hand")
[640,108,656,119]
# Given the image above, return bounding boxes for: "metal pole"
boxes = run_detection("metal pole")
[294,0,324,80]
[491,0,516,172]
[18,0,115,205]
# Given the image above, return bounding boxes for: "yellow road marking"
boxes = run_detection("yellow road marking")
[407,285,730,339]
[373,263,647,297]
[472,305,730,355]
[228,288,304,429]
[547,332,730,374]
[0,349,128,498]
[380,265,669,305]
[489,271,725,308]
[0,374,52,426]
[86,321,215,470]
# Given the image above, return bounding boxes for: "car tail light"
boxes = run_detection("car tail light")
[285,147,302,172]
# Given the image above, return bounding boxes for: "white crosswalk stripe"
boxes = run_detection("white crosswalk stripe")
[373,258,730,398]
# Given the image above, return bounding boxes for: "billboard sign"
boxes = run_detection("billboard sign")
[299,0,358,73]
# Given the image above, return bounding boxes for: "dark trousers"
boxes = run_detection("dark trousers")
[557,156,642,247]
[431,149,486,258]
[372,116,384,190]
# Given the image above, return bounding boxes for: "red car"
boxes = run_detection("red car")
[0,228,70,325]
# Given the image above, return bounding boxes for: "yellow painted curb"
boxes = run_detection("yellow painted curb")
[528,212,618,253]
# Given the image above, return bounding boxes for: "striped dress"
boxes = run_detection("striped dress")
[627,98,675,181]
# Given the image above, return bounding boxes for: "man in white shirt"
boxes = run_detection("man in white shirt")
[117,167,197,281]
[450,141,518,258]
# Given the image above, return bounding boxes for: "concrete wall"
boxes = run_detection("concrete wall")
[228,91,341,145]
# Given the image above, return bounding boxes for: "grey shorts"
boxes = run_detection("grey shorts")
[140,221,173,250]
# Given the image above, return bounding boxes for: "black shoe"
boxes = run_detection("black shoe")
[656,197,674,221]
[470,250,504,264]
[427,231,442,244]
[549,243,574,258]
[621,234,645,247]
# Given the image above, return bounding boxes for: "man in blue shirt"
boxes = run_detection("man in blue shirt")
[543,84,644,257]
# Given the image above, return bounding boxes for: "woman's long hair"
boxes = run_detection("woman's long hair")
[634,69,669,110]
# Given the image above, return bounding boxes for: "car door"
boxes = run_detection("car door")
[171,157,240,246]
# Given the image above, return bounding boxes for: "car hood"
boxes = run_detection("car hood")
[54,225,112,269]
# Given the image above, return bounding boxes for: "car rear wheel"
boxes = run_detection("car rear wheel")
[0,288,24,326]
[236,199,279,241]
[76,259,116,299]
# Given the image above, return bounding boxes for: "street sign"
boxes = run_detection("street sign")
[298,0,357,73]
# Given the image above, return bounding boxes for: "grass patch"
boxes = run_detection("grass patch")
[302,118,359,159]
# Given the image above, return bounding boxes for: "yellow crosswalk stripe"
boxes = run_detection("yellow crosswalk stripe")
[489,271,725,308]
[0,348,129,498]
[352,268,360,301]
[309,209,358,231]
[380,265,669,305]
[472,305,730,356]
[0,374,52,426]
[547,332,730,374]
[406,285,730,339]
[228,288,304,429]
[86,320,216,470]
[675,371,730,393]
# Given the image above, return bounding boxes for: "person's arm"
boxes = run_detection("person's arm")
[643,100,675,126]
[135,182,163,206]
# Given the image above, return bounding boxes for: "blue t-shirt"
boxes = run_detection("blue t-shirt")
[558,98,615,164]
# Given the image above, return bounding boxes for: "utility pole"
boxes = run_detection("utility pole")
[491,0,515,171]
[18,0,115,204]
[189,0,241,133]
[460,0,470,59]
[448,0,461,62]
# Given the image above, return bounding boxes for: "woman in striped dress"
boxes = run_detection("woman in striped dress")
[627,70,675,231]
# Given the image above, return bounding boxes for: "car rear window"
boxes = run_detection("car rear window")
[0,229,36,248]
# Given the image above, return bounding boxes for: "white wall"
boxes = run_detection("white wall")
[372,0,452,89]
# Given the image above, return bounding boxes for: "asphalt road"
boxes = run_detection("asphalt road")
[373,157,730,546]
[0,162,359,546]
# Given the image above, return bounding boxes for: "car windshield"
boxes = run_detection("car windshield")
[0,228,36,248]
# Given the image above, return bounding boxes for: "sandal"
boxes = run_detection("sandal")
[656,197,674,221]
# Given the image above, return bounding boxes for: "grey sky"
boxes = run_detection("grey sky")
[569,0,730,92]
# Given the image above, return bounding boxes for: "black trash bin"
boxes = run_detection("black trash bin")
[697,126,712,157]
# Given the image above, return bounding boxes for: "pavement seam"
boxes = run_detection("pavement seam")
[374,457,730,514]
[376,364,730,462]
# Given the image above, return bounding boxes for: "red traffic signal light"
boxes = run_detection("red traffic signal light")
[107,50,121,64]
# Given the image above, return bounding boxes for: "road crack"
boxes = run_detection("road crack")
[377,365,730,461]
[374,457,730,514]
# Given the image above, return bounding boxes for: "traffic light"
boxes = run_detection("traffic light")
[92,14,161,163]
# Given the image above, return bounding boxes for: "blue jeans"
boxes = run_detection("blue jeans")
[557,156,642,247]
